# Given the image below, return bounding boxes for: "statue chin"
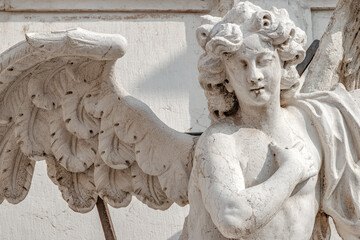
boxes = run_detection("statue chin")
[242,89,273,106]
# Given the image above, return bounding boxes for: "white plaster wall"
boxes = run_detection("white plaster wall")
[0,1,343,239]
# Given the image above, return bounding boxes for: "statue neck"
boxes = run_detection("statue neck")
[237,99,289,143]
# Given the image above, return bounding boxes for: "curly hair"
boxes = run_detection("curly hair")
[197,1,306,121]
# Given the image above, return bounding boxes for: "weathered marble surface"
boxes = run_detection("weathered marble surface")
[183,2,360,239]
[0,1,359,239]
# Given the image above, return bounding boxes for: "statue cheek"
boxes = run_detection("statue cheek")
[264,69,281,84]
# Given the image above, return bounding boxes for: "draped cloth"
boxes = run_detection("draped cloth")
[294,84,360,239]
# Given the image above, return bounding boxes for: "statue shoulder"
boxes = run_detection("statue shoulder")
[195,119,239,157]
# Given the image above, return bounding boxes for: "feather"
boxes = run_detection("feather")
[99,105,136,169]
[0,75,28,124]
[94,156,133,208]
[28,58,68,110]
[0,126,35,204]
[49,109,96,172]
[15,98,51,160]
[61,81,100,139]
[46,156,97,213]
[131,163,172,210]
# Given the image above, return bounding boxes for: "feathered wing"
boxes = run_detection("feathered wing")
[0,28,196,213]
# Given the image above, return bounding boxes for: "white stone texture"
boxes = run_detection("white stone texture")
[184,2,359,239]
[0,0,354,240]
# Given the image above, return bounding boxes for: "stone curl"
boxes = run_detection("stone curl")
[197,1,306,121]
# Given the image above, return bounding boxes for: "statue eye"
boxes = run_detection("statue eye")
[258,56,274,66]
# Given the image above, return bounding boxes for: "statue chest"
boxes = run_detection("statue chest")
[234,125,321,189]
[234,128,277,187]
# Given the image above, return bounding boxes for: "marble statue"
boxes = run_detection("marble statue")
[0,1,359,239]
[184,2,360,239]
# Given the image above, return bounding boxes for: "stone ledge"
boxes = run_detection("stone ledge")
[0,0,218,13]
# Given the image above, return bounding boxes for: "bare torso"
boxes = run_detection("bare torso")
[184,106,323,240]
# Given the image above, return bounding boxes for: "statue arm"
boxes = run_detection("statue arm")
[195,132,314,238]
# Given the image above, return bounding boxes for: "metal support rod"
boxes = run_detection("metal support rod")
[96,197,117,240]
[296,40,320,77]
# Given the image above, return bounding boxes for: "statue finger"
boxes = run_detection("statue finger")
[269,142,282,154]
[308,166,318,178]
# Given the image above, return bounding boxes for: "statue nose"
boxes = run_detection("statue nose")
[248,64,264,83]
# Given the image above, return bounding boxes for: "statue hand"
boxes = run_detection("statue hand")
[269,142,317,182]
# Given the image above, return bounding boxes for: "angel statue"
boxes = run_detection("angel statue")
[0,1,359,239]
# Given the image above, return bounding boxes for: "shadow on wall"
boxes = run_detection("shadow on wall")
[168,230,182,240]
[124,48,210,132]
[115,14,211,132]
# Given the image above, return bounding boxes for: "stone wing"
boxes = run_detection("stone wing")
[0,28,196,213]
[302,0,360,93]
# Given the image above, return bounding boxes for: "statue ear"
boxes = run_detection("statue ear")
[224,79,234,92]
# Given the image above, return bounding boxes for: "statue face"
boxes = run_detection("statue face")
[223,33,282,107]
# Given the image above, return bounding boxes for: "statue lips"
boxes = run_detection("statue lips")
[250,86,265,96]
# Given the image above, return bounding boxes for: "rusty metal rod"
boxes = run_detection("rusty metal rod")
[96,197,117,240]
[296,40,320,77]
